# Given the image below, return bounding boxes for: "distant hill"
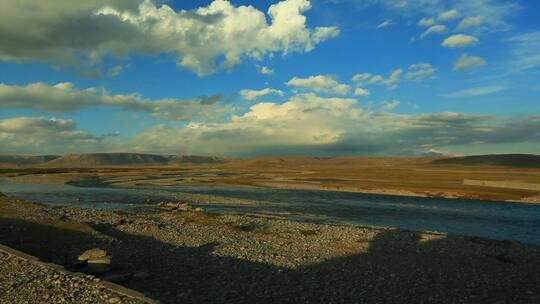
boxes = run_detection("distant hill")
[431,154,540,168]
[41,153,172,167]
[36,153,230,167]
[0,155,59,166]
[168,155,228,164]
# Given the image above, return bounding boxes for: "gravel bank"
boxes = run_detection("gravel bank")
[1,197,539,303]
[0,249,146,304]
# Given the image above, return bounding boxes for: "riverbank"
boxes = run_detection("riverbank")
[2,161,540,203]
[1,196,539,303]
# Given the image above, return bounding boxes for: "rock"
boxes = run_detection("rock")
[107,296,122,304]
[194,207,204,212]
[78,248,107,262]
[0,192,5,197]
[177,202,192,211]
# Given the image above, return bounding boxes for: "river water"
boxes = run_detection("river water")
[1,179,539,244]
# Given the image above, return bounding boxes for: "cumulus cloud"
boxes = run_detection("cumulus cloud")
[453,54,487,71]
[406,63,436,81]
[240,88,284,100]
[127,93,540,156]
[442,85,506,98]
[354,87,370,96]
[457,16,485,29]
[286,75,350,94]
[351,73,372,83]
[380,100,400,111]
[377,19,395,29]
[438,9,459,22]
[418,17,435,27]
[442,34,479,48]
[354,64,434,88]
[420,25,446,39]
[257,65,274,75]
[0,116,114,154]
[107,65,125,77]
[370,0,518,31]
[353,69,403,89]
[0,0,339,75]
[0,82,230,121]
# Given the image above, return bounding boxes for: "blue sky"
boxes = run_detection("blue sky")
[0,0,539,156]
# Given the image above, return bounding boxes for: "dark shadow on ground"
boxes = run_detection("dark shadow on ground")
[1,218,539,303]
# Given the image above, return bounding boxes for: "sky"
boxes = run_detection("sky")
[0,0,539,156]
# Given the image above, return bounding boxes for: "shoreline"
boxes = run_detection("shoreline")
[4,172,540,205]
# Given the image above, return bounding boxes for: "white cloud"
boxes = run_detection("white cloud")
[368,0,518,32]
[0,82,230,121]
[457,16,485,30]
[453,54,487,71]
[442,85,506,98]
[438,9,459,22]
[353,69,403,89]
[351,73,372,82]
[0,0,339,75]
[286,75,350,94]
[442,34,479,48]
[406,63,436,81]
[386,69,403,87]
[420,25,446,39]
[418,17,435,27]
[354,87,370,96]
[127,93,540,156]
[130,93,361,154]
[506,32,540,72]
[240,88,284,100]
[0,116,115,154]
[257,65,274,75]
[377,19,395,29]
[380,100,400,111]
[107,65,124,77]
[355,65,435,88]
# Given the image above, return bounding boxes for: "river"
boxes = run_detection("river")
[1,179,539,244]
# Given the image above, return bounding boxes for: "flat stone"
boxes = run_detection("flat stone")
[78,248,107,262]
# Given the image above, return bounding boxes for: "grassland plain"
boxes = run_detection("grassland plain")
[2,155,540,203]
